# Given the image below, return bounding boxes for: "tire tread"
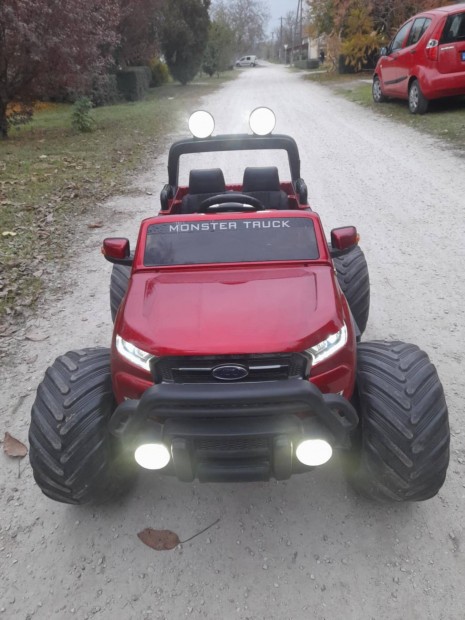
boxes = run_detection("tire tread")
[110,264,131,321]
[333,246,370,333]
[29,347,133,504]
[350,340,449,501]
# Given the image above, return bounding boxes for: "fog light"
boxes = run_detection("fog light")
[134,443,170,470]
[296,439,332,467]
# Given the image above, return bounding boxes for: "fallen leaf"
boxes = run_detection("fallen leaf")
[137,528,180,551]
[3,432,28,458]
[87,221,103,229]
[25,331,49,342]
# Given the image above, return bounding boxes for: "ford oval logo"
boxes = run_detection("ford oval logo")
[212,364,249,381]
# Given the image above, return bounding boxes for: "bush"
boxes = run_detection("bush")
[149,59,170,87]
[6,103,33,129]
[71,97,95,133]
[91,74,121,107]
[116,66,151,101]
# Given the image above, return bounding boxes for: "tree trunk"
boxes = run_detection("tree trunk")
[0,100,8,139]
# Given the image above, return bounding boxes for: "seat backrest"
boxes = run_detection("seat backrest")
[242,166,289,209]
[181,168,226,214]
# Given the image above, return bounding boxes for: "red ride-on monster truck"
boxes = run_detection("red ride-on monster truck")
[29,108,449,504]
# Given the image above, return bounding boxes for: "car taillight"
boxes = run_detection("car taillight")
[426,39,438,61]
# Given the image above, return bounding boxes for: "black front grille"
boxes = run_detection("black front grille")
[196,436,268,452]
[152,353,310,384]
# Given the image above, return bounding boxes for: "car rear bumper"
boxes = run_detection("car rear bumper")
[109,379,358,482]
[421,70,465,99]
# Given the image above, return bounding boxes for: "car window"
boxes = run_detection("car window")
[440,12,465,43]
[390,21,413,51]
[144,218,319,266]
[406,17,431,46]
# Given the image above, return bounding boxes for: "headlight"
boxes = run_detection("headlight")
[188,110,215,138]
[116,335,154,371]
[249,106,276,136]
[134,443,171,470]
[305,324,347,366]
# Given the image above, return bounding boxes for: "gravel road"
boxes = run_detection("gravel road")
[1,63,464,620]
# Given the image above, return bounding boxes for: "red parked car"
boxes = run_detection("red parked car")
[373,3,465,113]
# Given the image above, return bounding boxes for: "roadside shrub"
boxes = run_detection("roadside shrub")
[149,59,170,87]
[6,103,33,129]
[71,97,95,132]
[91,74,121,107]
[116,66,151,101]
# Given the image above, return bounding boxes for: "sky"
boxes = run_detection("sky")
[265,0,301,34]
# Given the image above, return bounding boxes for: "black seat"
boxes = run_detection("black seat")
[242,166,289,210]
[181,168,226,214]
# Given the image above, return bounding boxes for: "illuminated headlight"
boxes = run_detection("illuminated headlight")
[188,110,215,138]
[116,335,154,371]
[134,443,171,470]
[305,324,347,366]
[296,439,332,467]
[249,106,276,136]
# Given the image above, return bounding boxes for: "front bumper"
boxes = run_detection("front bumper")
[109,379,358,482]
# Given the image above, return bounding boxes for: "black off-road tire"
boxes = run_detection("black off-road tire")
[29,348,136,504]
[110,264,131,322]
[333,246,370,334]
[348,341,450,502]
[408,79,429,114]
[372,75,386,103]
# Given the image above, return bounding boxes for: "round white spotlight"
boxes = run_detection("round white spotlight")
[249,107,276,136]
[188,110,215,139]
[134,443,170,470]
[296,439,332,467]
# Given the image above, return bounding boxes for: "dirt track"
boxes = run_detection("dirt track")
[1,64,464,620]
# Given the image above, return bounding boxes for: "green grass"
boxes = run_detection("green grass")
[305,71,465,152]
[0,76,235,329]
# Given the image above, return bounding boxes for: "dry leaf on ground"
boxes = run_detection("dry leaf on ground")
[3,432,28,458]
[25,331,49,342]
[137,528,180,551]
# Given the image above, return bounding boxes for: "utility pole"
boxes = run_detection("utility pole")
[294,0,303,62]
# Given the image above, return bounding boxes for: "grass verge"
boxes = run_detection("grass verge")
[305,71,465,152]
[0,76,234,334]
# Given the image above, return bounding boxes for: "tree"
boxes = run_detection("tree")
[203,20,236,75]
[307,0,359,70]
[211,0,270,56]
[0,0,120,139]
[157,0,211,85]
[117,0,162,67]
[371,0,450,38]
[340,3,380,71]
[309,0,452,42]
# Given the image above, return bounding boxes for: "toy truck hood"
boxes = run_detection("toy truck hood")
[117,265,345,356]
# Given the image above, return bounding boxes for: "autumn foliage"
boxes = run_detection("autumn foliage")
[308,0,452,72]
[117,0,163,66]
[0,0,120,138]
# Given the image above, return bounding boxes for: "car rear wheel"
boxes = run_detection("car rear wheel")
[408,79,428,114]
[333,246,370,334]
[110,264,131,322]
[347,341,450,502]
[29,348,136,504]
[372,76,386,103]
